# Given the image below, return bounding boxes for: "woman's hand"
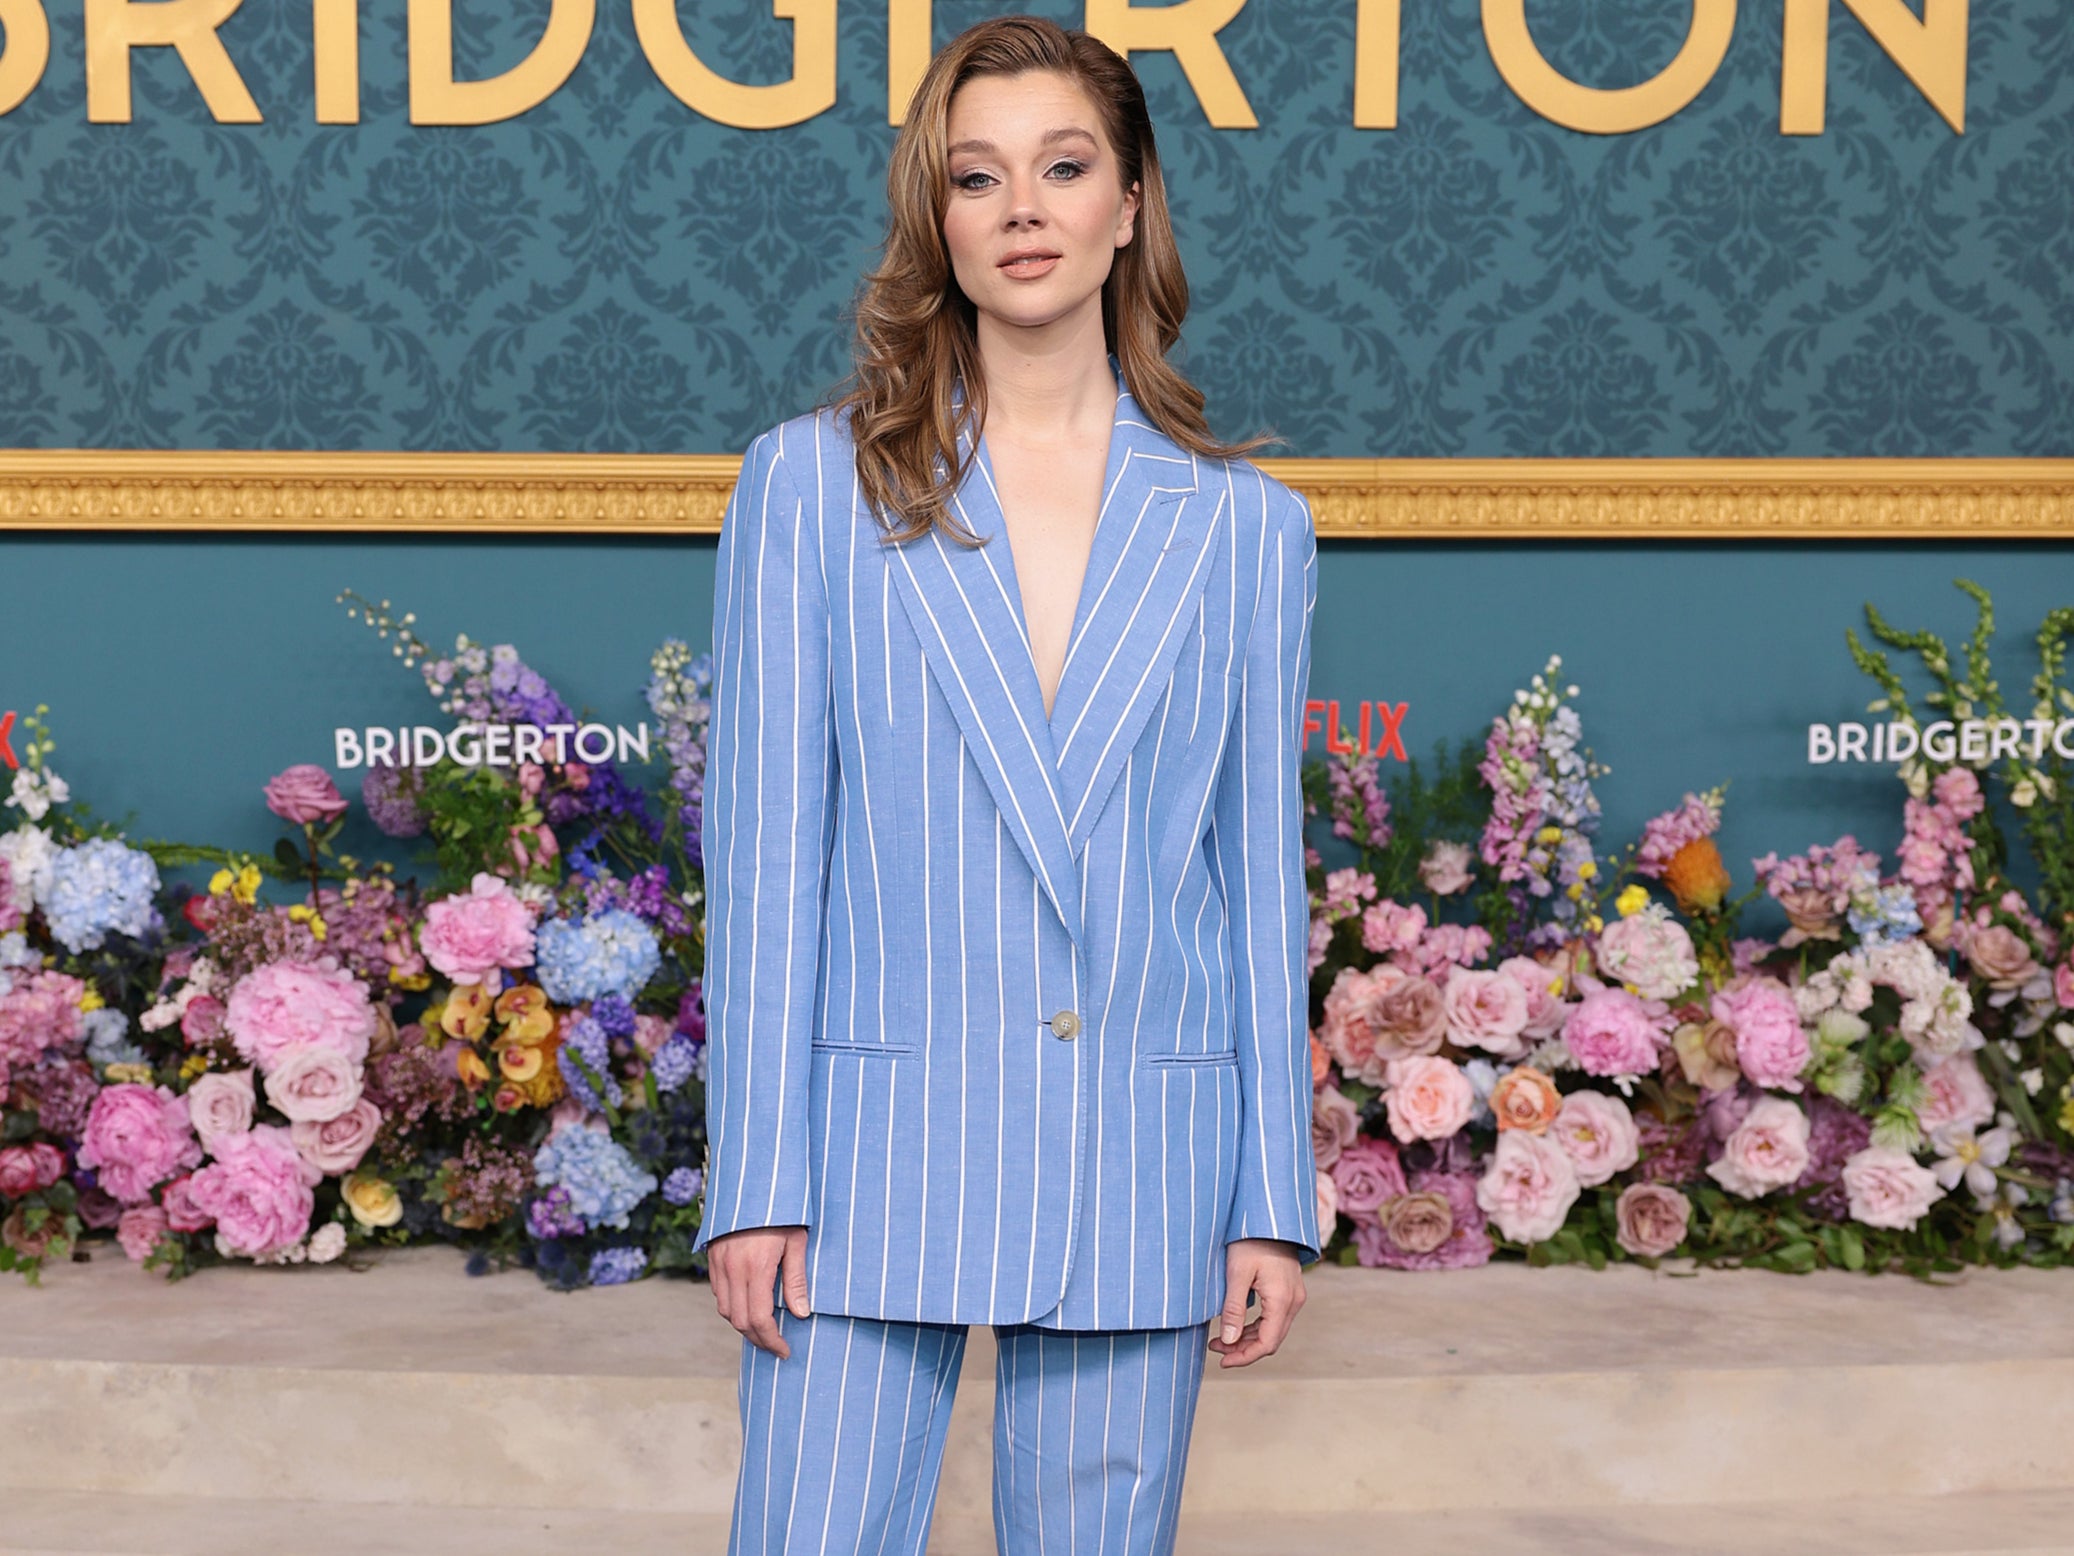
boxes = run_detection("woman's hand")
[708,1225,811,1358]
[1207,1238,1306,1369]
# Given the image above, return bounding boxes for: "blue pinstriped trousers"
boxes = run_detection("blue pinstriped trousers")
[728,1309,1212,1555]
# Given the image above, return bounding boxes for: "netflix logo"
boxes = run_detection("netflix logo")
[1301,700,1409,761]
[0,710,16,770]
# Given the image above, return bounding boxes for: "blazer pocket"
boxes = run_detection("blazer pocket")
[810,1038,919,1060]
[1137,1048,1239,1070]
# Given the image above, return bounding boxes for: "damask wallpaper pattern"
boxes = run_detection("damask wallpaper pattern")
[0,0,2067,457]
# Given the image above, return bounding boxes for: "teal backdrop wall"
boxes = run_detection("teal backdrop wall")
[1,1,2070,912]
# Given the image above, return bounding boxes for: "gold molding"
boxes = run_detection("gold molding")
[0,451,2069,538]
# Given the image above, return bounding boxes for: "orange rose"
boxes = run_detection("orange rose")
[1489,1066,1562,1134]
[1662,838,1731,915]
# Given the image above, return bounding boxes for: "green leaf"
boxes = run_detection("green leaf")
[274,838,303,873]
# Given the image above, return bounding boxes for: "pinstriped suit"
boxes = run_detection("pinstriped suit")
[696,373,1320,1551]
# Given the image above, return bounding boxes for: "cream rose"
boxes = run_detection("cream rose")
[185,1069,256,1156]
[341,1170,403,1228]
[1382,1056,1475,1143]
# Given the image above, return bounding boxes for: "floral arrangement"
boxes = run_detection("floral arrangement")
[1306,585,2074,1277]
[0,598,717,1288]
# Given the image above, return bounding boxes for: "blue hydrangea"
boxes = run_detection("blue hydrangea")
[42,838,162,953]
[587,1246,649,1286]
[1848,883,1923,948]
[651,1032,698,1093]
[82,1007,146,1068]
[589,993,637,1037]
[534,908,660,1004]
[662,1165,703,1206]
[0,931,35,969]
[556,1012,622,1112]
[532,1125,656,1230]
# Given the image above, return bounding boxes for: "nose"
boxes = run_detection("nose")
[1003,173,1045,229]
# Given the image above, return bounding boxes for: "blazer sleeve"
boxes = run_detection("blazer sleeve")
[692,427,836,1253]
[1209,482,1323,1263]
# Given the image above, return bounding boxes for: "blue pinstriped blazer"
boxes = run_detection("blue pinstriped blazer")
[691,373,1321,1331]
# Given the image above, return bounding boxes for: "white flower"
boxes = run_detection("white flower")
[2021,1067,2045,1096]
[1930,1124,2012,1201]
[307,1222,347,1263]
[2011,778,2038,809]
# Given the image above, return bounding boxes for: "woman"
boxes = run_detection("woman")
[693,15,1320,1553]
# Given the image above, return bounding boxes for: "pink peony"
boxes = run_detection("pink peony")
[1614,1182,1692,1258]
[1914,1053,1996,1144]
[1382,1055,1476,1143]
[291,1097,383,1176]
[1594,911,1700,1001]
[1330,1136,1409,1217]
[0,1142,65,1197]
[183,1124,316,1258]
[1841,1145,1944,1230]
[1310,1085,1361,1170]
[1710,978,1811,1092]
[1705,1096,1811,1198]
[76,1083,204,1204]
[1418,840,1476,896]
[1552,1090,1640,1187]
[185,1069,256,1154]
[160,1172,214,1233]
[1441,967,1530,1057]
[116,1204,172,1265]
[180,994,227,1048]
[1562,987,1670,1079]
[1475,1131,1581,1244]
[224,957,377,1073]
[419,872,537,985]
[263,764,348,825]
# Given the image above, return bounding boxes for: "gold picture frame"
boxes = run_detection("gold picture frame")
[0,451,2068,538]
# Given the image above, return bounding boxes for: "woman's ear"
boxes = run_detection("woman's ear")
[1116,180,1141,249]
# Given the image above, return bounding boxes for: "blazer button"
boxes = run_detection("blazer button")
[1049,1009,1081,1041]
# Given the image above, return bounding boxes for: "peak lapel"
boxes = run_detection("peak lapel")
[1048,400,1221,854]
[883,439,1086,947]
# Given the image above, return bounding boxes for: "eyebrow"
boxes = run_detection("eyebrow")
[947,127,1100,157]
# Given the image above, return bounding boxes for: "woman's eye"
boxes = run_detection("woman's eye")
[953,170,996,191]
[1048,159,1087,181]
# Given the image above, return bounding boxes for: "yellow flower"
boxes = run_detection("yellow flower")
[1536,825,1563,844]
[1615,884,1651,918]
[497,1042,545,1083]
[79,987,104,1013]
[103,1062,154,1084]
[209,868,235,897]
[2059,1094,2074,1136]
[1576,860,1597,881]
[1584,914,1604,934]
[342,1172,404,1229]
[441,981,494,1042]
[287,903,328,938]
[179,1054,209,1081]
[493,984,556,1046]
[1565,882,1585,901]
[234,865,262,904]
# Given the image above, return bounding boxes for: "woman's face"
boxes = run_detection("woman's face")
[941,69,1140,340]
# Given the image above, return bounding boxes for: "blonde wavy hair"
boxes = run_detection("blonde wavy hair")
[833,14,1267,545]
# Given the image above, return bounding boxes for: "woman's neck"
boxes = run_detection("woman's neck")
[974,306,1116,449]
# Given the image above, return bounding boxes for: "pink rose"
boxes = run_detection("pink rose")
[1842,1145,1944,1230]
[1310,1085,1361,1171]
[183,1125,316,1259]
[1330,1136,1409,1217]
[1475,1132,1581,1244]
[263,764,348,825]
[1442,967,1530,1057]
[1552,1090,1640,1187]
[1614,1182,1692,1258]
[291,1097,383,1175]
[262,1044,364,1124]
[1710,977,1810,1092]
[1418,840,1476,896]
[180,994,227,1048]
[1360,1170,1494,1270]
[1705,1097,1811,1198]
[1373,971,1448,1059]
[2056,958,2074,1011]
[225,957,377,1073]
[1382,1055,1476,1143]
[185,1068,256,1154]
[419,872,537,985]
[160,1172,214,1233]
[0,1142,65,1197]
[1501,955,1569,1039]
[76,1083,204,1204]
[1562,987,1670,1079]
[1594,912,1700,1001]
[116,1204,172,1265]
[1315,1170,1340,1239]
[1963,924,2039,992]
[1914,1053,1996,1144]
